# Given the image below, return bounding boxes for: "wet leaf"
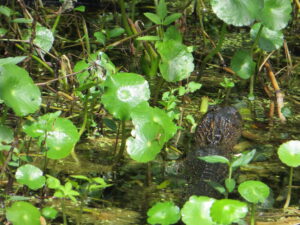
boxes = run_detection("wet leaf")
[210,199,248,225]
[0,64,41,116]
[210,0,262,26]
[230,50,256,79]
[238,180,270,204]
[31,25,54,54]
[147,201,180,225]
[156,40,194,82]
[278,140,300,167]
[231,149,256,169]
[250,23,284,51]
[101,73,150,121]
[199,155,229,164]
[258,0,292,30]
[181,196,215,225]
[15,164,45,190]
[6,201,41,225]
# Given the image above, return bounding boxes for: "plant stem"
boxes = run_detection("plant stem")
[118,0,133,36]
[52,7,62,34]
[116,120,127,161]
[198,23,227,78]
[62,198,68,225]
[284,166,293,208]
[251,24,264,55]
[250,203,256,225]
[82,17,90,56]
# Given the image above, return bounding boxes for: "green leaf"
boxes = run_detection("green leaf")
[107,27,125,39]
[0,28,8,36]
[94,31,106,45]
[210,199,248,225]
[210,0,262,26]
[199,155,229,164]
[30,25,54,54]
[186,81,202,93]
[130,102,177,143]
[181,196,215,225]
[0,64,41,116]
[137,35,160,41]
[23,112,79,159]
[103,118,117,131]
[15,164,45,190]
[46,175,61,189]
[164,26,182,42]
[42,207,58,220]
[157,0,167,20]
[11,18,33,23]
[0,56,27,66]
[231,149,256,169]
[147,201,180,225]
[278,140,300,167]
[101,73,150,121]
[6,201,41,225]
[127,122,165,162]
[74,5,85,12]
[144,12,162,25]
[230,50,256,79]
[225,178,236,192]
[250,23,284,52]
[238,180,270,204]
[163,13,182,26]
[156,40,194,82]
[258,0,292,30]
[0,124,13,144]
[0,5,13,17]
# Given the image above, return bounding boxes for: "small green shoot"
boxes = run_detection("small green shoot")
[199,149,256,196]
[238,180,270,225]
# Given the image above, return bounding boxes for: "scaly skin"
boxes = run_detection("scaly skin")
[185,106,242,198]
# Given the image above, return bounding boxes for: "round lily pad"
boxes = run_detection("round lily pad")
[210,199,248,225]
[230,50,256,79]
[0,64,41,116]
[147,201,180,225]
[238,180,270,204]
[278,140,300,167]
[101,72,150,121]
[6,201,41,225]
[15,164,45,190]
[181,195,215,225]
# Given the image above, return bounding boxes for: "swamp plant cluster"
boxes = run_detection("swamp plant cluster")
[0,0,299,224]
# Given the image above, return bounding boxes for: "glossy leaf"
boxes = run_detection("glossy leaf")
[210,0,262,26]
[238,180,270,204]
[130,102,177,143]
[23,112,79,159]
[199,155,229,164]
[101,73,150,121]
[231,149,256,169]
[278,140,300,167]
[230,50,256,79]
[127,122,165,162]
[6,201,41,225]
[147,201,180,225]
[250,23,284,51]
[0,56,27,66]
[144,12,161,24]
[210,199,248,225]
[163,13,182,26]
[156,40,194,82]
[15,164,45,190]
[181,196,215,225]
[258,0,292,30]
[42,207,58,220]
[225,178,236,193]
[0,64,41,116]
